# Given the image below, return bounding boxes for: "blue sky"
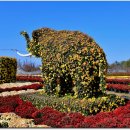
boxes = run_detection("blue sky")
[0,1,130,65]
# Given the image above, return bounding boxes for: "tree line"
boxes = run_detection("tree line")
[17,59,41,72]
[108,59,130,73]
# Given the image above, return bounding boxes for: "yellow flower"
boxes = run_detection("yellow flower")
[61,64,65,68]
[89,109,93,113]
[39,90,45,95]
[67,108,71,112]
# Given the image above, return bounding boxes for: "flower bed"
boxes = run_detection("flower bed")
[0,84,43,93]
[20,93,125,116]
[107,84,130,93]
[16,75,43,83]
[0,95,130,128]
[0,95,22,113]
[106,78,130,84]
[26,100,130,128]
[0,95,38,119]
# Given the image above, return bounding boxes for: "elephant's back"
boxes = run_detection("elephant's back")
[32,27,107,78]
[32,27,100,49]
[31,27,106,61]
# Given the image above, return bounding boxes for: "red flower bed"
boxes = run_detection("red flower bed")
[106,78,130,84]
[119,118,130,127]
[32,106,66,127]
[113,101,130,117]
[15,101,38,118]
[0,105,15,113]
[0,95,23,113]
[31,102,130,128]
[0,84,43,93]
[16,75,43,83]
[91,117,122,128]
[107,84,130,93]
[0,95,130,128]
[58,112,85,128]
[0,95,38,119]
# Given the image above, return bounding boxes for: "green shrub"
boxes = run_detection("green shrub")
[0,56,17,84]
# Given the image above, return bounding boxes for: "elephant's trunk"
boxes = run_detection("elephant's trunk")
[20,31,41,58]
[20,31,30,48]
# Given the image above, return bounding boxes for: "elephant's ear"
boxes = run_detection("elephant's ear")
[32,30,40,42]
[32,28,56,43]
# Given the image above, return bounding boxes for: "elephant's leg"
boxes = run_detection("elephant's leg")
[99,63,107,95]
[88,65,103,97]
[65,74,74,95]
[71,71,86,98]
[42,67,57,95]
[58,74,66,96]
[50,76,58,94]
[71,66,100,98]
[89,76,103,97]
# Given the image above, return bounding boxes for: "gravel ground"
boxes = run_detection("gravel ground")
[0,113,50,128]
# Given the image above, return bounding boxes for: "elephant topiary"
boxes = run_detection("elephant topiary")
[20,27,108,98]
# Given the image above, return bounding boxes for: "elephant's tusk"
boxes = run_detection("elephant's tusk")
[16,51,32,57]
